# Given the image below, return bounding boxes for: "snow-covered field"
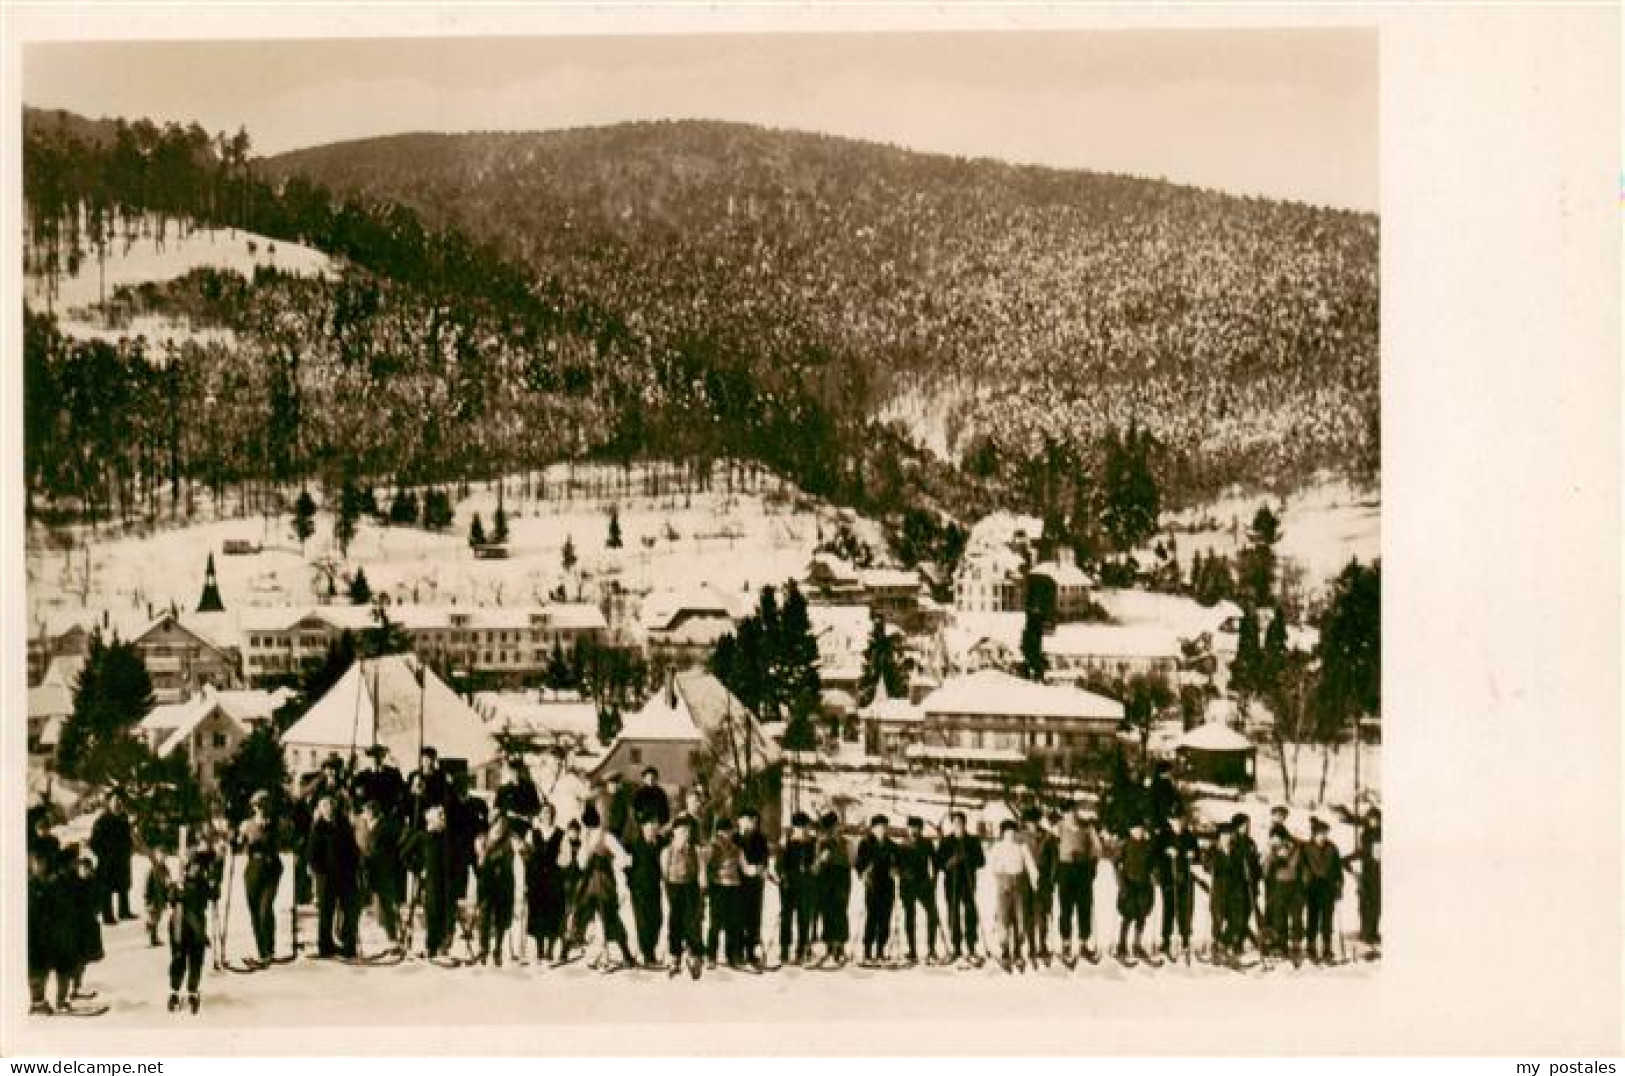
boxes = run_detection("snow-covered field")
[1161,479,1379,597]
[29,839,1373,1035]
[25,465,880,643]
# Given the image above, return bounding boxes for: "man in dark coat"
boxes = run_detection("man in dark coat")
[493,755,542,824]
[411,747,450,811]
[27,847,61,1013]
[897,817,941,964]
[813,811,852,967]
[854,814,899,966]
[1300,817,1345,963]
[1055,803,1105,963]
[625,815,666,966]
[406,805,456,958]
[445,773,486,905]
[1022,809,1059,964]
[1113,819,1156,960]
[307,794,361,958]
[89,792,135,924]
[775,811,818,965]
[632,766,672,830]
[351,745,407,819]
[1153,814,1200,960]
[360,798,404,947]
[1354,808,1382,949]
[736,808,771,968]
[936,810,985,966]
[238,791,284,964]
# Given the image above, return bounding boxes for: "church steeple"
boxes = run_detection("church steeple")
[196,552,225,613]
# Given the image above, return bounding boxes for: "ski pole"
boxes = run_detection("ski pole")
[217,839,239,970]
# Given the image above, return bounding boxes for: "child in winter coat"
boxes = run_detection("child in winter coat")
[143,847,172,947]
[167,843,220,1014]
[62,849,106,1005]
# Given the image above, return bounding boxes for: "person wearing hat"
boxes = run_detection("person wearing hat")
[700,817,747,969]
[775,810,818,965]
[1153,813,1200,961]
[1299,817,1345,964]
[936,810,985,967]
[359,797,404,950]
[1111,818,1157,963]
[896,816,941,965]
[1206,821,1252,967]
[1055,802,1105,965]
[562,804,636,971]
[166,835,220,1013]
[307,793,362,959]
[659,815,705,979]
[736,809,771,969]
[239,790,284,965]
[89,791,136,925]
[61,846,106,1008]
[1262,822,1304,962]
[632,766,672,830]
[27,845,63,1013]
[410,746,449,811]
[494,754,542,825]
[854,814,900,966]
[1022,808,1060,966]
[813,811,852,968]
[1228,812,1263,955]
[352,745,407,818]
[987,819,1040,972]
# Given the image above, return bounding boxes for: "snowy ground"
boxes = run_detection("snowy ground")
[26,463,873,643]
[1162,478,1380,597]
[36,838,1374,1032]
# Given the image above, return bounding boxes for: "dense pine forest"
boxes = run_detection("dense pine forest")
[23,108,1377,560]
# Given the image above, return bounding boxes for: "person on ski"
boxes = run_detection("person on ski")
[897,816,941,965]
[61,848,106,1009]
[563,805,636,971]
[855,814,900,967]
[475,814,516,965]
[445,773,486,911]
[238,791,284,965]
[307,793,361,959]
[89,791,135,925]
[1022,808,1059,965]
[27,847,64,1014]
[405,804,455,959]
[660,816,705,979]
[520,801,568,962]
[1055,802,1105,965]
[813,811,852,968]
[1262,823,1304,962]
[774,810,818,965]
[1205,821,1253,966]
[1112,818,1157,962]
[1299,817,1345,964]
[1153,813,1199,961]
[987,819,1040,972]
[1227,811,1264,955]
[736,808,770,969]
[167,839,220,1014]
[626,814,667,967]
[936,810,985,967]
[703,816,747,969]
[1352,807,1381,951]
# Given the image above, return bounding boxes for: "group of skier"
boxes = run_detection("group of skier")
[24,747,1382,1016]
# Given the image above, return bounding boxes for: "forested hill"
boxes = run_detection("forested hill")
[267,121,1379,498]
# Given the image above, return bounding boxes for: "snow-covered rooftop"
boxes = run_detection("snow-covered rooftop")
[1043,623,1181,660]
[1178,721,1256,753]
[921,669,1123,722]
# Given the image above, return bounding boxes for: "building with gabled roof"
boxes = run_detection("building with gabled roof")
[917,668,1123,774]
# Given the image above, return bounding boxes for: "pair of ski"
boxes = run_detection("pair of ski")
[35,995,110,1018]
[222,952,299,974]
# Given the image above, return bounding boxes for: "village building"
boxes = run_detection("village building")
[913,668,1124,775]
[1042,622,1183,682]
[640,585,740,666]
[137,686,291,799]
[1028,549,1097,621]
[241,603,607,687]
[26,656,81,771]
[859,679,926,760]
[952,545,1028,614]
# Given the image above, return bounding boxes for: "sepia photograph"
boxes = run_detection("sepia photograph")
[2,4,1618,1062]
